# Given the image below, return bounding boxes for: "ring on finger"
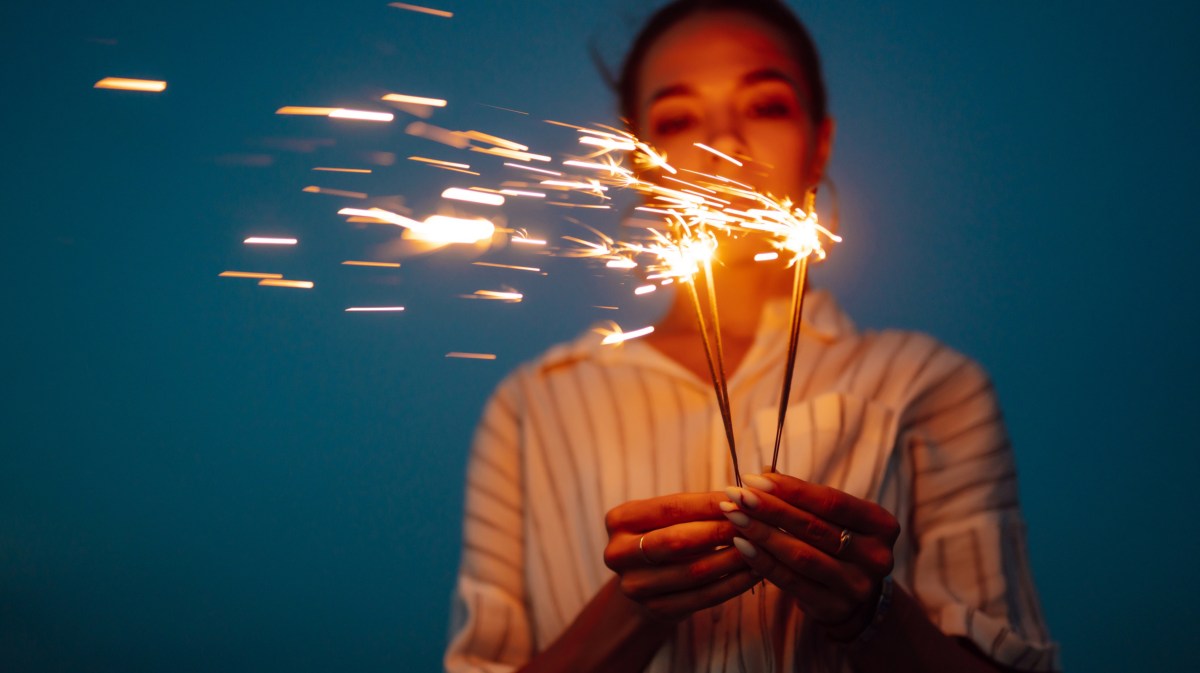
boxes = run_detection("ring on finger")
[639,534,659,566]
[835,529,852,557]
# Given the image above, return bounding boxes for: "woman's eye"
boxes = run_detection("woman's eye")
[653,114,696,136]
[748,98,795,119]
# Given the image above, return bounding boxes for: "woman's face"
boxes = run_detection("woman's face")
[634,10,834,262]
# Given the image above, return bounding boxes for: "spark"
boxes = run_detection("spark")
[244,237,297,245]
[593,306,620,310]
[409,156,471,170]
[338,207,420,228]
[511,237,547,246]
[94,77,166,92]
[634,285,657,295]
[694,143,744,166]
[276,106,338,116]
[754,252,779,262]
[328,109,394,122]
[465,290,524,302]
[457,130,529,151]
[442,187,505,206]
[345,306,406,312]
[304,186,368,199]
[597,324,655,345]
[258,279,313,289]
[313,167,371,174]
[445,352,497,360]
[606,259,638,269]
[504,162,562,177]
[472,147,552,162]
[478,103,529,115]
[579,135,636,152]
[540,180,608,192]
[342,260,401,268]
[499,189,546,198]
[409,216,495,244]
[219,271,283,279]
[388,2,453,18]
[473,262,542,272]
[406,121,471,148]
[382,92,448,107]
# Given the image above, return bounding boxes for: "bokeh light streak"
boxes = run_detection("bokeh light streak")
[258,279,314,289]
[244,237,297,245]
[94,77,166,92]
[388,2,453,18]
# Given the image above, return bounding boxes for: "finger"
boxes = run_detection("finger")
[730,537,857,624]
[619,547,746,600]
[726,511,871,600]
[741,472,900,541]
[605,520,738,571]
[722,490,893,577]
[605,492,730,534]
[642,569,759,621]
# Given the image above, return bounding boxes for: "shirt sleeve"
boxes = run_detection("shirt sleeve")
[445,375,533,673]
[901,348,1061,672]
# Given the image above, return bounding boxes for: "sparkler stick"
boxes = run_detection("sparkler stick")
[701,258,743,487]
[770,254,808,473]
[685,275,742,487]
[770,191,817,473]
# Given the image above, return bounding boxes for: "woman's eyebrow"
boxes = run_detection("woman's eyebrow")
[647,83,696,106]
[740,67,797,89]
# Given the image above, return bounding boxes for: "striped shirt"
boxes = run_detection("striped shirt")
[445,290,1060,672]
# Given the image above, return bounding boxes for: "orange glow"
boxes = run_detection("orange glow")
[243,237,297,245]
[342,260,401,268]
[445,352,497,360]
[345,306,406,312]
[442,188,505,206]
[382,92,448,107]
[94,77,166,92]
[219,271,283,279]
[388,2,453,18]
[304,186,368,199]
[313,167,372,174]
[258,279,314,289]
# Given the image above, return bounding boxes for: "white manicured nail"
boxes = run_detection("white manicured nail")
[743,474,775,492]
[725,486,760,509]
[724,510,750,527]
[718,500,739,513]
[732,537,757,558]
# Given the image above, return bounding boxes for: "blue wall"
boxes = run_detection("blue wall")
[2,1,1197,670]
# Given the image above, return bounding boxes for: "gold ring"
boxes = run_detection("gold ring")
[639,534,658,566]
[836,529,852,557]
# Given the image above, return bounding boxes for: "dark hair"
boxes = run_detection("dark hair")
[611,0,828,131]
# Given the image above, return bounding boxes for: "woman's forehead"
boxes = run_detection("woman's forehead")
[638,11,803,102]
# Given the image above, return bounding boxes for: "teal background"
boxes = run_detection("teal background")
[2,1,1197,670]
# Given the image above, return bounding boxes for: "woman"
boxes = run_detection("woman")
[446,1,1059,671]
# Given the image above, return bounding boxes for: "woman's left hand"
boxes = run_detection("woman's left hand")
[723,471,901,640]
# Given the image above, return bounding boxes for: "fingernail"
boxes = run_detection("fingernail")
[743,474,776,492]
[732,537,757,558]
[724,486,760,509]
[723,510,750,527]
[718,500,739,513]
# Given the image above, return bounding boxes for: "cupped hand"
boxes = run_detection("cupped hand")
[722,472,900,639]
[604,492,759,622]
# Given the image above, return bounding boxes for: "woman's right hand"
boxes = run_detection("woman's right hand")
[603,492,759,622]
